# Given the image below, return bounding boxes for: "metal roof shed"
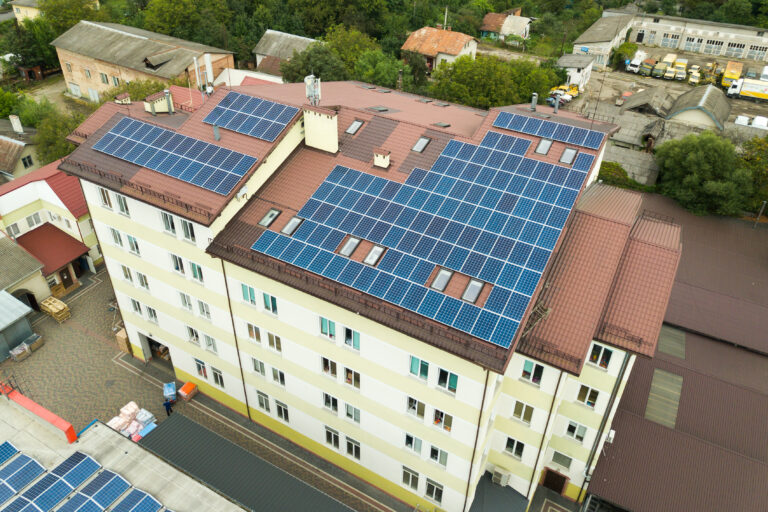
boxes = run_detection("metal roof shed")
[0,290,36,361]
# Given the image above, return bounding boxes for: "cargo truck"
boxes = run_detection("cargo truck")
[727,78,768,101]
[662,53,677,66]
[761,65,768,82]
[652,62,669,78]
[674,59,688,80]
[722,61,744,87]
[627,50,648,73]
[639,58,657,76]
[663,65,676,79]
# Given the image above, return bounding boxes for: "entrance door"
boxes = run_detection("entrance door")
[636,30,645,43]
[542,469,567,495]
[60,267,73,288]
[68,82,81,97]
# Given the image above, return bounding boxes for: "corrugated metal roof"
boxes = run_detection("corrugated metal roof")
[573,15,632,44]
[0,235,43,291]
[667,85,731,130]
[0,136,25,173]
[0,290,32,330]
[139,414,353,512]
[252,30,316,60]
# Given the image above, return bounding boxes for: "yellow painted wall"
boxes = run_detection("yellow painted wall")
[12,146,40,178]
[11,4,40,21]
[7,270,50,303]
[303,110,338,153]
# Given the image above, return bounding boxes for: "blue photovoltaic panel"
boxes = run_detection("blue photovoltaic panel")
[111,489,161,512]
[92,117,257,196]
[203,91,299,142]
[0,455,44,507]
[491,113,605,150]
[0,443,17,467]
[58,471,130,512]
[251,127,592,349]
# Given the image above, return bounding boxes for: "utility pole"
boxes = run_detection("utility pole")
[444,6,448,27]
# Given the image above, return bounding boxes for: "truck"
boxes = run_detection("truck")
[627,50,648,73]
[663,65,677,79]
[639,58,657,76]
[761,65,768,82]
[652,62,669,78]
[727,78,768,101]
[722,61,744,87]
[674,58,688,80]
[662,53,677,66]
[689,64,701,85]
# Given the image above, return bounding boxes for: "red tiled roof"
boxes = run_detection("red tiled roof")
[257,55,283,76]
[401,27,475,57]
[16,223,89,275]
[169,85,205,110]
[240,76,280,86]
[481,13,507,33]
[0,160,88,218]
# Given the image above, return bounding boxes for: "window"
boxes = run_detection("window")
[276,401,289,422]
[26,212,41,228]
[85,68,91,79]
[323,393,338,413]
[161,212,176,235]
[320,317,336,339]
[433,409,452,431]
[99,187,112,208]
[344,368,360,389]
[257,391,270,411]
[247,323,261,342]
[130,299,141,315]
[195,358,207,378]
[513,401,533,424]
[462,279,483,303]
[344,328,360,350]
[363,245,384,265]
[6,223,19,237]
[425,479,443,503]
[146,307,158,323]
[552,451,572,469]
[272,368,285,386]
[405,433,422,454]
[704,39,724,55]
[121,265,133,283]
[430,268,453,291]
[187,326,200,345]
[588,344,612,369]
[412,136,431,152]
[263,293,278,314]
[65,63,71,72]
[198,300,211,320]
[725,42,745,58]
[116,194,129,216]
[345,120,363,134]
[99,72,108,84]
[171,254,184,274]
[346,438,361,460]
[281,216,303,236]
[747,44,768,60]
[430,446,448,467]
[179,292,192,311]
[127,235,140,255]
[190,262,204,283]
[325,426,340,449]
[660,32,680,48]
[535,139,552,155]
[522,360,543,385]
[409,356,429,380]
[252,358,265,376]
[21,155,33,169]
[402,467,419,490]
[110,228,123,247]
[345,404,360,423]
[560,148,578,165]
[339,237,360,257]
[64,219,71,229]
[212,367,224,387]
[505,437,524,459]
[566,421,587,443]
[577,385,599,408]
[180,219,196,242]
[242,284,256,305]
[268,332,282,352]
[407,397,425,419]
[112,76,119,87]
[259,208,281,227]
[204,334,217,353]
[437,369,458,393]
[322,357,337,377]
[48,211,56,221]
[136,272,149,290]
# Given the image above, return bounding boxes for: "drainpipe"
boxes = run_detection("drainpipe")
[527,369,565,498]
[577,351,631,505]
[462,369,490,512]
[219,258,252,421]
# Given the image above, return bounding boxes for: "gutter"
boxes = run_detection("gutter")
[219,258,252,421]
[462,369,490,512]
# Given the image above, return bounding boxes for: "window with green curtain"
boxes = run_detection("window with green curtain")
[320,317,335,338]
[345,328,360,350]
[242,284,255,304]
[263,293,277,313]
[410,356,419,375]
[448,373,458,393]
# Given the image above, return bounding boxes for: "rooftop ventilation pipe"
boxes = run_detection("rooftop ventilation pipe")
[164,89,173,115]
[553,96,559,114]
[213,125,220,141]
[530,92,538,112]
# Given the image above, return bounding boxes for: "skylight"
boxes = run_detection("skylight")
[431,268,453,291]
[339,237,360,257]
[560,147,578,165]
[363,245,385,265]
[412,137,431,153]
[258,208,281,227]
[369,106,388,112]
[535,139,553,155]
[346,120,364,135]
[462,279,484,303]
[433,122,451,128]
[281,216,303,236]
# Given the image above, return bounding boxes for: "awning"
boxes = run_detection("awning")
[16,223,89,275]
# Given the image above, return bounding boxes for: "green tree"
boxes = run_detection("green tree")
[0,90,18,118]
[323,24,380,74]
[610,42,638,68]
[353,50,412,88]
[34,110,85,164]
[739,135,768,211]
[143,0,198,40]
[3,18,59,70]
[38,0,106,35]
[13,96,57,128]
[96,78,178,106]
[280,43,349,82]
[402,50,428,88]
[655,131,753,216]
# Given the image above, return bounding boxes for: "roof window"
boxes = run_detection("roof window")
[339,237,360,257]
[363,245,385,265]
[462,279,484,303]
[431,268,453,292]
[369,106,388,112]
[346,120,364,135]
[258,208,281,227]
[433,122,451,128]
[434,102,450,107]
[412,137,431,153]
[418,98,433,103]
[281,216,303,236]
[560,147,578,165]
[535,139,553,155]
[377,89,391,93]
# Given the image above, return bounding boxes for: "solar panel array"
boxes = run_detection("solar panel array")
[0,455,44,507]
[493,111,605,150]
[0,444,17,467]
[92,117,257,196]
[57,470,130,512]
[252,130,599,348]
[203,91,299,142]
[110,489,161,512]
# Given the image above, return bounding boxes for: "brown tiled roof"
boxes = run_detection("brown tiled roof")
[401,27,475,57]
[481,13,507,33]
[170,85,205,111]
[0,137,25,173]
[257,55,283,77]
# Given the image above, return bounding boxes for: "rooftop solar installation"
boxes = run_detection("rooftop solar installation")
[57,470,130,512]
[493,111,605,150]
[110,489,161,512]
[0,443,17,467]
[251,130,600,348]
[0,455,44,507]
[203,91,299,142]
[92,117,257,196]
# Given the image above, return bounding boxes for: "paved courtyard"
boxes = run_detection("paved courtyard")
[0,268,409,512]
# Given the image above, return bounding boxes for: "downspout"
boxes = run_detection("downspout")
[219,258,252,421]
[462,369,490,512]
[577,351,631,504]
[527,370,565,498]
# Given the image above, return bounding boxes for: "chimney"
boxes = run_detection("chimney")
[9,115,23,134]
[213,125,221,141]
[373,148,391,169]
[114,93,131,105]
[530,92,538,111]
[437,23,443,30]
[204,53,214,84]
[164,89,173,115]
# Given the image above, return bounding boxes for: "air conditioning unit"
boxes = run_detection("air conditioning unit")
[606,429,616,444]
[492,469,511,486]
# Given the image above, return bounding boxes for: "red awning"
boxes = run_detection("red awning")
[16,223,89,275]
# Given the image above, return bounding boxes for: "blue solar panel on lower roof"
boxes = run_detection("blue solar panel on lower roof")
[583,130,604,149]
[110,489,143,512]
[203,91,298,142]
[57,493,89,512]
[493,111,513,130]
[0,443,17,467]
[508,114,527,131]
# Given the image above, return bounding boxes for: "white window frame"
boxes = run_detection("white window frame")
[407,396,425,419]
[242,284,256,305]
[552,451,573,469]
[566,420,587,443]
[325,426,340,449]
[425,479,443,504]
[344,367,360,389]
[121,265,133,283]
[161,212,177,235]
[263,292,278,314]
[136,272,149,290]
[409,355,429,380]
[257,390,270,411]
[346,437,360,460]
[171,254,185,274]
[437,368,458,393]
[6,223,19,237]
[204,334,217,354]
[127,235,140,255]
[179,291,193,311]
[180,219,196,242]
[190,262,204,283]
[130,298,141,315]
[322,357,337,377]
[247,323,261,343]
[505,437,524,459]
[339,237,360,257]
[146,306,158,324]
[429,446,448,467]
[195,358,207,378]
[344,327,360,350]
[259,208,281,227]
[281,216,303,236]
[323,392,338,413]
[116,194,129,216]
[345,403,360,423]
[267,332,281,353]
[430,268,453,291]
[433,409,452,432]
[110,228,123,247]
[98,187,112,208]
[402,467,419,490]
[26,212,41,229]
[405,433,422,454]
[272,368,285,386]
[320,316,336,340]
[276,401,289,422]
[577,384,599,408]
[521,359,544,385]
[252,357,266,376]
[186,326,200,345]
[588,343,613,369]
[212,367,224,387]
[513,400,534,424]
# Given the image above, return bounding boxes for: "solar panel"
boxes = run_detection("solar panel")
[203,91,299,142]
[57,471,130,512]
[111,489,161,512]
[0,455,45,507]
[92,117,257,196]
[0,443,17,467]
[491,113,606,151]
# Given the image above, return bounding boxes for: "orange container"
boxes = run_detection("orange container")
[179,382,198,401]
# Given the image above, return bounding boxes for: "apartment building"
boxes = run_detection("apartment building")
[60,81,680,511]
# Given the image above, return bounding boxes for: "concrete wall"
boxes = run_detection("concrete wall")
[436,40,478,68]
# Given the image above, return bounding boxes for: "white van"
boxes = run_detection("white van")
[627,50,647,73]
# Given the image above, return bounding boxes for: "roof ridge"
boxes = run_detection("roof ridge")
[81,21,147,41]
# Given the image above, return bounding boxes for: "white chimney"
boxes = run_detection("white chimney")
[204,53,214,84]
[531,92,538,111]
[373,148,390,169]
[9,115,23,134]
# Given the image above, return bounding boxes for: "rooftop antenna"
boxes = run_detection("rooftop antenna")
[304,74,321,106]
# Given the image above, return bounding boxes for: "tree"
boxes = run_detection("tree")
[34,110,85,164]
[38,0,105,35]
[143,0,199,40]
[739,135,768,211]
[323,24,380,74]
[280,43,349,83]
[3,18,59,70]
[0,90,17,118]
[14,96,57,128]
[402,50,428,88]
[353,50,411,89]
[96,79,176,106]
[610,42,638,69]
[655,131,753,216]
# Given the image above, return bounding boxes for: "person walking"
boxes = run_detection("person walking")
[163,399,173,416]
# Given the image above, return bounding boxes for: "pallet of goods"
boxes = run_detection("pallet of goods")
[39,297,71,323]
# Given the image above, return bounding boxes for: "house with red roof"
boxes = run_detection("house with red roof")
[0,160,100,297]
[401,26,477,70]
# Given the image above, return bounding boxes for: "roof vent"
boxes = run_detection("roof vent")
[377,89,391,93]
[433,122,451,128]
[373,148,390,169]
[434,102,449,107]
[361,84,376,89]
[418,98,433,103]
[369,106,389,112]
[114,92,131,105]
[213,125,221,141]
[530,92,538,112]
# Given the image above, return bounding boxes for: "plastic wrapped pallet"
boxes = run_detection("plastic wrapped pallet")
[106,416,128,431]
[119,401,139,421]
[126,420,142,436]
[135,409,155,427]
[179,382,198,401]
[131,433,142,443]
